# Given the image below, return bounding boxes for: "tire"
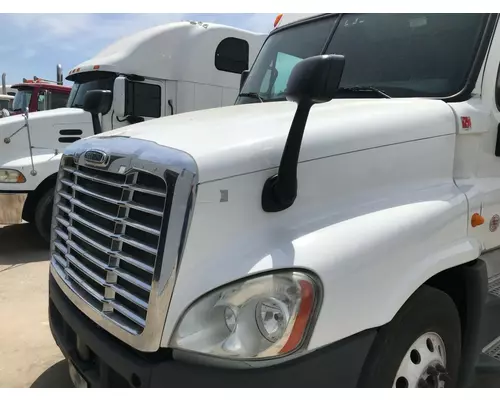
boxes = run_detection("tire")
[359,285,461,388]
[34,188,55,245]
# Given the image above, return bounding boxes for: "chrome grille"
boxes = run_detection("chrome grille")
[51,156,167,334]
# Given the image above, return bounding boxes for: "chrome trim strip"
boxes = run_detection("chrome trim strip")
[50,136,198,352]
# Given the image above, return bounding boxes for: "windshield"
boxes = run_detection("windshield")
[12,88,33,111]
[67,74,116,108]
[237,13,488,104]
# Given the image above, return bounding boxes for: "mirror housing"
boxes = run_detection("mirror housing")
[112,76,127,118]
[83,89,112,135]
[286,54,345,105]
[261,54,345,213]
[83,89,112,115]
[240,70,250,92]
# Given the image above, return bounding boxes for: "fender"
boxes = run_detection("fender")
[0,153,63,192]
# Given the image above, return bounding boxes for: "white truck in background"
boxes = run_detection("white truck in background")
[0,95,13,115]
[47,13,500,388]
[1,73,14,115]
[0,20,266,240]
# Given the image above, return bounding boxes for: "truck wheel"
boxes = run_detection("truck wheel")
[34,188,55,244]
[359,285,461,388]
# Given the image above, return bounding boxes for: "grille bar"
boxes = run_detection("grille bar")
[52,156,167,333]
[111,302,146,328]
[115,252,154,274]
[66,267,106,303]
[68,226,112,255]
[61,197,160,236]
[67,240,109,270]
[67,254,107,286]
[64,166,166,198]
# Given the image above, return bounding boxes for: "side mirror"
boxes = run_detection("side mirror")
[240,70,250,92]
[285,54,345,105]
[83,89,112,135]
[261,54,345,213]
[83,89,112,115]
[112,76,127,118]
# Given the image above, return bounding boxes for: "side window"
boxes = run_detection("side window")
[50,91,69,109]
[37,91,46,111]
[125,81,161,118]
[215,37,250,74]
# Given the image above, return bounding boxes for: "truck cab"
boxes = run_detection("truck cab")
[4,65,70,117]
[0,94,13,113]
[0,21,266,241]
[47,13,500,388]
[9,81,70,116]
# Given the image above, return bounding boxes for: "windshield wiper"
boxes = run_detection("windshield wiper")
[338,86,391,99]
[239,92,264,103]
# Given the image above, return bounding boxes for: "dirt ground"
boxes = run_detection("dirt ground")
[0,221,500,388]
[0,223,72,388]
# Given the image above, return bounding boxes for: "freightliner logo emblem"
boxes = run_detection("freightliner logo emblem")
[83,149,109,167]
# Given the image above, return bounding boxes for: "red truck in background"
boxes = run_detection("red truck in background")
[2,65,71,116]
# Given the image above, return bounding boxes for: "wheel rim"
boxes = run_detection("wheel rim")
[393,332,450,388]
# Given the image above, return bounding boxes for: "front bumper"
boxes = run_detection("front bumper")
[49,274,376,387]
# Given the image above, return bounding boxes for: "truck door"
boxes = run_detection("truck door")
[464,23,500,252]
[109,78,165,131]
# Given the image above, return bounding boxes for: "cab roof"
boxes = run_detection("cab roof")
[66,21,267,88]
[12,82,71,92]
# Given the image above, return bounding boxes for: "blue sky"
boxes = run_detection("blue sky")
[0,13,274,85]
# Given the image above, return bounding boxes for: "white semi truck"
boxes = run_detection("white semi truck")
[0,21,266,240]
[47,13,500,388]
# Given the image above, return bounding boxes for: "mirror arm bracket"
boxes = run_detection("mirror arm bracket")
[262,101,312,212]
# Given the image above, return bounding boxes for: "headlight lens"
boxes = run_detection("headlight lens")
[170,271,320,359]
[0,169,26,183]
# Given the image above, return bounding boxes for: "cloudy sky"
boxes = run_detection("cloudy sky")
[0,13,274,85]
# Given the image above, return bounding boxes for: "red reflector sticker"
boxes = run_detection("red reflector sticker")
[461,116,472,130]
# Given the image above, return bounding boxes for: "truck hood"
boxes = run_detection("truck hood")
[96,98,457,183]
[0,107,92,163]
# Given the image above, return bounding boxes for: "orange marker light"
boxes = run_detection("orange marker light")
[93,65,100,70]
[274,14,283,28]
[471,213,485,227]
[279,279,314,354]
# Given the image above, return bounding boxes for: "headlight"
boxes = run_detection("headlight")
[0,169,26,183]
[170,271,320,360]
